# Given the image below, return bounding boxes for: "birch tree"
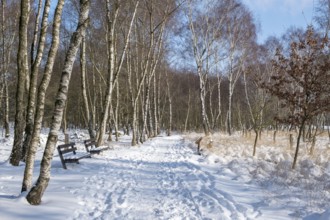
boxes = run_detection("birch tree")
[80,36,95,139]
[0,0,13,138]
[22,0,52,161]
[224,2,255,135]
[96,0,139,147]
[26,0,90,205]
[140,1,172,141]
[129,0,179,145]
[21,0,65,193]
[186,0,234,136]
[315,0,330,34]
[9,0,30,166]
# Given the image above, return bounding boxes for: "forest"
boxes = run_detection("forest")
[0,0,329,206]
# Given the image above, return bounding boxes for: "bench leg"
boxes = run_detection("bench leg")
[197,143,201,155]
[62,162,67,169]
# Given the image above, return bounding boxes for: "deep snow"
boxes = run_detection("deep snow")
[0,130,330,220]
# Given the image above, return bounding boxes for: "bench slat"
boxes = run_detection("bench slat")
[84,139,111,154]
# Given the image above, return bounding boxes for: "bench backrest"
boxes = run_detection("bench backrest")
[84,139,97,152]
[84,139,95,144]
[57,143,77,155]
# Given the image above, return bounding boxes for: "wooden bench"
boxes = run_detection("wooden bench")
[84,139,111,154]
[57,142,91,169]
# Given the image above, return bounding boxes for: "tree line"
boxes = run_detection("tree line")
[0,0,329,205]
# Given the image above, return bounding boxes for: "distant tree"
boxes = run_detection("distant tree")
[263,26,330,169]
[186,0,229,136]
[244,44,272,156]
[224,1,256,135]
[96,0,139,147]
[314,0,330,34]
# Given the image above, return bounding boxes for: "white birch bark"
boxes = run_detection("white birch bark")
[97,0,139,147]
[184,88,191,132]
[10,0,30,166]
[165,70,172,136]
[80,36,95,139]
[22,0,52,161]
[26,0,90,205]
[21,0,64,193]
[1,0,10,138]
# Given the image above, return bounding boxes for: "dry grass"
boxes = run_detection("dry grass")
[184,130,330,165]
[184,130,330,217]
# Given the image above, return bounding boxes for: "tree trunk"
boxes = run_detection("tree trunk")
[215,73,222,130]
[141,82,151,142]
[10,0,30,166]
[21,0,65,193]
[227,84,233,136]
[292,119,306,169]
[1,0,10,138]
[253,129,258,156]
[4,78,9,137]
[22,0,51,161]
[199,71,210,136]
[184,88,191,133]
[114,80,119,141]
[96,1,119,147]
[80,36,95,139]
[26,0,90,204]
[166,71,172,136]
[97,0,139,147]
[153,72,159,135]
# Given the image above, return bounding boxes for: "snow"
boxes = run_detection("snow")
[1,129,330,219]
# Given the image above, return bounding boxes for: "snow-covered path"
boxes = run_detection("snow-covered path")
[69,135,260,220]
[1,133,330,219]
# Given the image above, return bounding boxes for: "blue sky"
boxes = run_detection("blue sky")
[242,0,316,43]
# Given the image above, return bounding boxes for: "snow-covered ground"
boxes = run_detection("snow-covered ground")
[0,129,330,220]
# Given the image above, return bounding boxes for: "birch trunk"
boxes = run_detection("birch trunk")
[1,0,10,138]
[166,71,172,136]
[153,72,159,135]
[188,4,211,136]
[21,0,64,193]
[10,0,30,166]
[184,88,191,133]
[22,0,51,161]
[214,73,222,130]
[26,0,90,205]
[227,54,235,136]
[97,0,139,147]
[80,36,95,139]
[114,80,119,141]
[96,1,119,147]
[141,79,151,141]
[199,68,210,135]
